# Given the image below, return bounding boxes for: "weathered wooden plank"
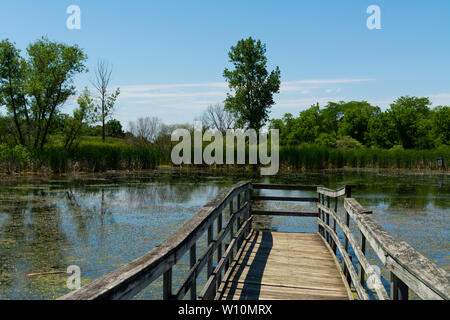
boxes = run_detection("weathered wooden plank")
[317,202,389,300]
[174,203,250,300]
[218,232,352,300]
[220,282,349,300]
[199,217,253,300]
[252,210,318,218]
[252,196,318,202]
[318,220,370,300]
[344,198,450,300]
[317,187,346,198]
[252,184,318,191]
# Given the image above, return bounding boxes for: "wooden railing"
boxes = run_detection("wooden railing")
[60,181,449,300]
[316,186,450,300]
[60,181,253,300]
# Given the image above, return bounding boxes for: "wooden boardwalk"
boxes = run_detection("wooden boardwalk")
[60,182,450,301]
[217,231,353,300]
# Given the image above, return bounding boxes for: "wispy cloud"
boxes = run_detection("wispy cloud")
[66,77,380,124]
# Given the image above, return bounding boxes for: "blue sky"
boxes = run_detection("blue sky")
[1,0,449,127]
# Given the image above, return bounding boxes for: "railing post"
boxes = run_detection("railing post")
[217,211,223,285]
[224,243,229,271]
[391,273,409,300]
[326,196,331,244]
[346,186,352,198]
[229,200,234,266]
[344,186,352,285]
[207,224,214,276]
[318,193,323,235]
[332,197,338,254]
[343,207,351,284]
[190,243,196,300]
[163,268,172,300]
[359,232,366,286]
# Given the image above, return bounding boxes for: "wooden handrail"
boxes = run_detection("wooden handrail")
[344,198,450,300]
[316,188,450,300]
[59,181,252,300]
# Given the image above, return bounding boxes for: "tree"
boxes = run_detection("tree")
[92,59,120,142]
[62,87,95,150]
[320,102,346,135]
[431,106,450,146]
[269,113,295,145]
[223,37,281,130]
[366,110,398,148]
[129,117,161,143]
[337,101,379,144]
[0,40,27,145]
[0,37,87,148]
[200,104,234,134]
[289,104,321,144]
[390,96,432,149]
[105,119,124,138]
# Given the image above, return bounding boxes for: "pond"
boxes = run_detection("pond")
[0,169,448,299]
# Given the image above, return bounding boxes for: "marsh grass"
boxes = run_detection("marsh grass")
[0,138,448,174]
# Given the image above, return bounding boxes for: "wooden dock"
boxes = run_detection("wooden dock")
[217,231,352,300]
[60,182,450,301]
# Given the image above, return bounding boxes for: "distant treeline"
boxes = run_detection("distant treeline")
[269,97,449,150]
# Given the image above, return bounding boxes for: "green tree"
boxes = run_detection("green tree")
[366,110,398,148]
[289,104,321,144]
[338,101,379,144]
[0,40,27,145]
[431,106,450,146]
[106,119,125,138]
[62,88,95,150]
[269,113,295,145]
[320,101,346,135]
[223,37,281,130]
[390,96,432,149]
[0,37,87,148]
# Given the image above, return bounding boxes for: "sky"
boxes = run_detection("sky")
[1,0,449,128]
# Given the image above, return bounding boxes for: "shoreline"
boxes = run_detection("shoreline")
[1,165,448,180]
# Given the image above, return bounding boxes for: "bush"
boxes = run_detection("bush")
[336,136,364,150]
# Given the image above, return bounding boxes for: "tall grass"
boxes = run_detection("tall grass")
[280,144,450,170]
[0,141,448,174]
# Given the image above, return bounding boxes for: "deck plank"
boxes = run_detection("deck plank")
[218,231,353,300]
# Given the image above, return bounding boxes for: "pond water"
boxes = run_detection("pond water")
[0,169,448,299]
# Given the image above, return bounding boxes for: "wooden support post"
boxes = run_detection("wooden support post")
[391,273,409,300]
[326,196,331,244]
[346,186,352,198]
[163,268,172,300]
[237,193,242,230]
[237,193,241,210]
[347,256,352,285]
[229,200,234,263]
[190,243,196,300]
[343,208,350,282]
[207,224,213,276]
[224,243,229,271]
[333,197,338,254]
[318,194,323,235]
[359,232,366,286]
[217,212,223,285]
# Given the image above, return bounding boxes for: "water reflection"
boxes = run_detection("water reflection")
[0,170,448,299]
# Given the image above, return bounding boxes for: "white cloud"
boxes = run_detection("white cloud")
[427,93,450,106]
